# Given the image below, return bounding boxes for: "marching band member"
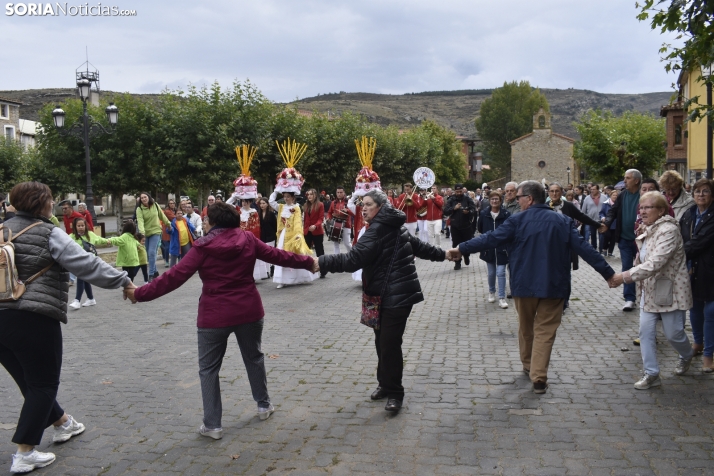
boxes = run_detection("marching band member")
[395,183,424,237]
[425,185,444,246]
[416,189,429,242]
[303,188,326,278]
[270,138,318,288]
[327,187,354,254]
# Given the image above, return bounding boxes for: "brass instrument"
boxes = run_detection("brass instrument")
[416,205,427,217]
[398,191,415,211]
[354,196,363,207]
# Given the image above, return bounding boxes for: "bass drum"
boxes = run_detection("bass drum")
[326,218,344,243]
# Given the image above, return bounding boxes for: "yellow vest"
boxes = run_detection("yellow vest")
[277,205,311,255]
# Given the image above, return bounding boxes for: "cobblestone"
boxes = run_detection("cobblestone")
[2,249,714,475]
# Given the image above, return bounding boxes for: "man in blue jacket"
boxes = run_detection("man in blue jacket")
[446,180,616,394]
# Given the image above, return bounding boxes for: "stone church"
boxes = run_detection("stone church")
[510,108,578,186]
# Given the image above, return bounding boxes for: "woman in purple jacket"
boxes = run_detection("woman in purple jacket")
[127,203,318,440]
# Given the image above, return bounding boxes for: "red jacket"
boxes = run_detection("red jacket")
[303,202,325,235]
[425,195,444,221]
[134,227,314,328]
[352,205,364,246]
[327,199,353,228]
[62,211,85,234]
[162,208,176,241]
[394,193,424,223]
[80,210,94,231]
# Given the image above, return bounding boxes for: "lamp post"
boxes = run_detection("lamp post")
[52,72,118,222]
[701,63,714,179]
[566,166,571,186]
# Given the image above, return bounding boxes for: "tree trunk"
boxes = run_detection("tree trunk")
[113,192,124,234]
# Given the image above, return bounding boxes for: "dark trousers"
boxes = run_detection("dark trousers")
[600,230,616,254]
[451,227,472,264]
[373,306,412,400]
[0,310,65,446]
[304,232,325,257]
[197,319,269,428]
[139,264,149,282]
[75,279,94,301]
[161,239,170,263]
[123,266,139,282]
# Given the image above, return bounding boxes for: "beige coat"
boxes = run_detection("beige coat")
[623,215,692,313]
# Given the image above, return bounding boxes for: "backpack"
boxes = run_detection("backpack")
[0,222,55,302]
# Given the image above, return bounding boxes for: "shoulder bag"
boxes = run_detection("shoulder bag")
[360,229,401,330]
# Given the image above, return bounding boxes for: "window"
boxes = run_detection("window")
[0,104,8,118]
[4,126,15,141]
[538,116,546,128]
[673,116,683,145]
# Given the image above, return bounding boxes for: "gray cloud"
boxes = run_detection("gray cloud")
[0,0,680,101]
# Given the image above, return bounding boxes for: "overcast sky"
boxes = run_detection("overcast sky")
[1,0,680,102]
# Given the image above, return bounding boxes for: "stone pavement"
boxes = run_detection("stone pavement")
[2,244,714,475]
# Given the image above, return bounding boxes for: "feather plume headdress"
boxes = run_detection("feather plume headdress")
[275,138,307,194]
[353,136,381,197]
[232,145,258,200]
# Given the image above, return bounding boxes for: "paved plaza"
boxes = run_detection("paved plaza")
[2,247,714,475]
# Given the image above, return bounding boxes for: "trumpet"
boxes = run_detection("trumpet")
[423,191,435,201]
[398,191,415,211]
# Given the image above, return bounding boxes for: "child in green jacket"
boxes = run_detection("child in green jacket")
[69,217,111,309]
[108,221,141,282]
[136,233,149,283]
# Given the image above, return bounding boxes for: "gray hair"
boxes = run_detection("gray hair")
[365,189,390,207]
[78,202,87,208]
[549,182,563,192]
[505,181,518,190]
[518,180,546,204]
[625,169,642,185]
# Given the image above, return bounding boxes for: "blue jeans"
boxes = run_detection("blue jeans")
[618,239,637,302]
[145,234,161,277]
[75,279,93,301]
[690,299,714,358]
[639,309,693,376]
[584,224,598,249]
[487,262,507,299]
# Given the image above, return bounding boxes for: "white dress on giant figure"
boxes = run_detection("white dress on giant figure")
[270,194,319,285]
[351,226,366,282]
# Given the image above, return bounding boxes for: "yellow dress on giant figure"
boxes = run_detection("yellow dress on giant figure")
[277,204,311,255]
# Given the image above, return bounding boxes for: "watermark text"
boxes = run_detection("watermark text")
[5,3,137,16]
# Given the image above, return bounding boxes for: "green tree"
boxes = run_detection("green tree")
[420,120,467,185]
[0,139,28,192]
[474,81,549,179]
[573,110,666,185]
[637,1,714,119]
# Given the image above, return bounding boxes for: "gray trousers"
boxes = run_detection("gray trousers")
[197,319,270,429]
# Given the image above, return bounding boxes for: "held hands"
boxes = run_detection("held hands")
[311,257,320,274]
[123,282,137,304]
[445,248,462,262]
[608,273,624,288]
[598,224,608,234]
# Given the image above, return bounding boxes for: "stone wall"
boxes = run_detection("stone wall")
[511,129,576,186]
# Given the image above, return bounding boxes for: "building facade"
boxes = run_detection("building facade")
[0,96,22,141]
[510,108,578,186]
[676,69,708,181]
[660,102,687,178]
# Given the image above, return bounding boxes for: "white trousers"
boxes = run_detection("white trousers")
[426,219,441,246]
[404,221,417,237]
[332,227,353,254]
[417,219,428,242]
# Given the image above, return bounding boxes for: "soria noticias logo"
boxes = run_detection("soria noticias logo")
[5,3,137,16]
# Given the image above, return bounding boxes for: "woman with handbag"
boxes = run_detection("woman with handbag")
[318,189,446,412]
[0,181,135,474]
[136,192,171,281]
[610,191,694,389]
[68,217,111,310]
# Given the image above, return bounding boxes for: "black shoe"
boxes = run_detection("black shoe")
[454,261,461,270]
[507,293,512,299]
[320,274,326,279]
[152,271,159,279]
[384,398,402,412]
[463,255,470,265]
[533,382,548,394]
[370,387,388,400]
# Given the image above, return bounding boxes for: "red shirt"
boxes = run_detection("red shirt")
[425,195,444,221]
[62,211,85,234]
[80,210,94,231]
[327,199,353,228]
[352,206,364,246]
[395,193,424,223]
[303,201,325,235]
[162,208,176,241]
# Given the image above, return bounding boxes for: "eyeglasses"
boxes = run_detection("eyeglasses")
[694,189,712,195]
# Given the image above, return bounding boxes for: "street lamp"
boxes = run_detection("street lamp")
[566,166,571,186]
[701,63,713,179]
[52,68,118,222]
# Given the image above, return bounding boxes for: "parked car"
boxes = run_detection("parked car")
[95,205,106,216]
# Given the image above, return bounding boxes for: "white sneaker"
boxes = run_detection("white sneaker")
[499,299,509,309]
[10,450,56,473]
[53,415,85,443]
[276,284,284,289]
[258,404,275,420]
[81,299,96,307]
[198,424,223,440]
[634,373,661,390]
[488,293,496,303]
[68,299,81,310]
[622,301,636,312]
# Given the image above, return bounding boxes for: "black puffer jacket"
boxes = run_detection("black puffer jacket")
[477,207,510,264]
[680,202,714,302]
[319,205,445,309]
